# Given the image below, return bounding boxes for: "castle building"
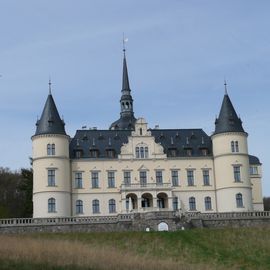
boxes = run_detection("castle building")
[32,51,264,218]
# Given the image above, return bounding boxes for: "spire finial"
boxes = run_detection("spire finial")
[122,33,128,54]
[48,77,52,95]
[224,79,228,95]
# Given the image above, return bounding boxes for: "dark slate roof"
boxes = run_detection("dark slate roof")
[214,94,245,135]
[70,128,212,159]
[151,129,212,157]
[122,54,130,91]
[249,155,261,165]
[110,115,137,130]
[35,94,66,136]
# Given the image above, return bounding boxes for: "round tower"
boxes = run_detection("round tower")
[32,82,71,218]
[212,85,253,212]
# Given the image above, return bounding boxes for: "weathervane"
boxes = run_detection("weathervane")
[122,33,128,53]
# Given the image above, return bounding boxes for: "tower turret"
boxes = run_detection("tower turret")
[212,83,253,212]
[110,49,136,130]
[32,81,71,218]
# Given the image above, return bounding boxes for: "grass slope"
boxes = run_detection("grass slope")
[0,227,269,270]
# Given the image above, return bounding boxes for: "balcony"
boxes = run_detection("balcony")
[120,182,172,191]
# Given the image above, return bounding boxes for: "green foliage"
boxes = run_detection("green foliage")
[0,167,33,218]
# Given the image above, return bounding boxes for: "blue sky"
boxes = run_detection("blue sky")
[0,0,269,196]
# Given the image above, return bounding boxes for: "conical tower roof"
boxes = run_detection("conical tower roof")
[214,89,245,135]
[35,84,66,136]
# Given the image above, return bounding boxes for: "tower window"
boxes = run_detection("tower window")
[48,198,56,213]
[47,144,55,156]
[76,200,83,214]
[250,166,258,175]
[236,193,243,208]
[48,169,55,186]
[204,197,212,210]
[92,199,100,213]
[231,141,239,153]
[189,197,196,211]
[140,128,143,135]
[109,199,116,213]
[233,166,241,182]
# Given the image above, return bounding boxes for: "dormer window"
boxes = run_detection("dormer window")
[201,148,208,156]
[106,149,115,158]
[75,150,83,158]
[168,148,177,157]
[89,149,99,158]
[186,149,192,156]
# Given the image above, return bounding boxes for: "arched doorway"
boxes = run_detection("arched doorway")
[158,222,169,231]
[157,192,168,209]
[141,193,153,208]
[126,193,138,211]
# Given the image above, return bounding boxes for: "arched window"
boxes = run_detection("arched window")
[236,193,243,208]
[92,199,100,213]
[76,200,83,214]
[231,141,235,152]
[189,197,196,211]
[235,141,239,152]
[204,197,212,210]
[51,144,55,155]
[47,144,51,155]
[48,198,56,213]
[135,146,149,159]
[109,199,116,213]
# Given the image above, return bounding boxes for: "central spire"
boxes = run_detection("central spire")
[109,41,136,130]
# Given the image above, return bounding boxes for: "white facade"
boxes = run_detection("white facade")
[32,118,264,218]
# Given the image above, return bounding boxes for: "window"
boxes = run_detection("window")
[106,149,115,158]
[203,170,210,186]
[109,199,116,213]
[187,170,194,186]
[75,150,82,158]
[136,147,140,158]
[231,141,239,153]
[75,172,83,189]
[48,198,56,213]
[173,197,178,211]
[171,170,179,186]
[108,171,115,188]
[186,149,192,156]
[92,199,100,213]
[91,172,99,188]
[236,193,243,208]
[135,146,148,158]
[168,148,177,157]
[205,197,212,210]
[89,149,98,158]
[156,170,163,185]
[47,144,55,156]
[48,169,55,186]
[140,171,147,187]
[233,166,241,182]
[76,200,83,214]
[201,148,208,156]
[231,141,235,152]
[124,171,131,186]
[189,197,196,211]
[235,141,239,152]
[250,166,258,175]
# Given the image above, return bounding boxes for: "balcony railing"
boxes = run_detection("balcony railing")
[120,182,172,191]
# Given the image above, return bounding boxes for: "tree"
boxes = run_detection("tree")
[263,197,270,211]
